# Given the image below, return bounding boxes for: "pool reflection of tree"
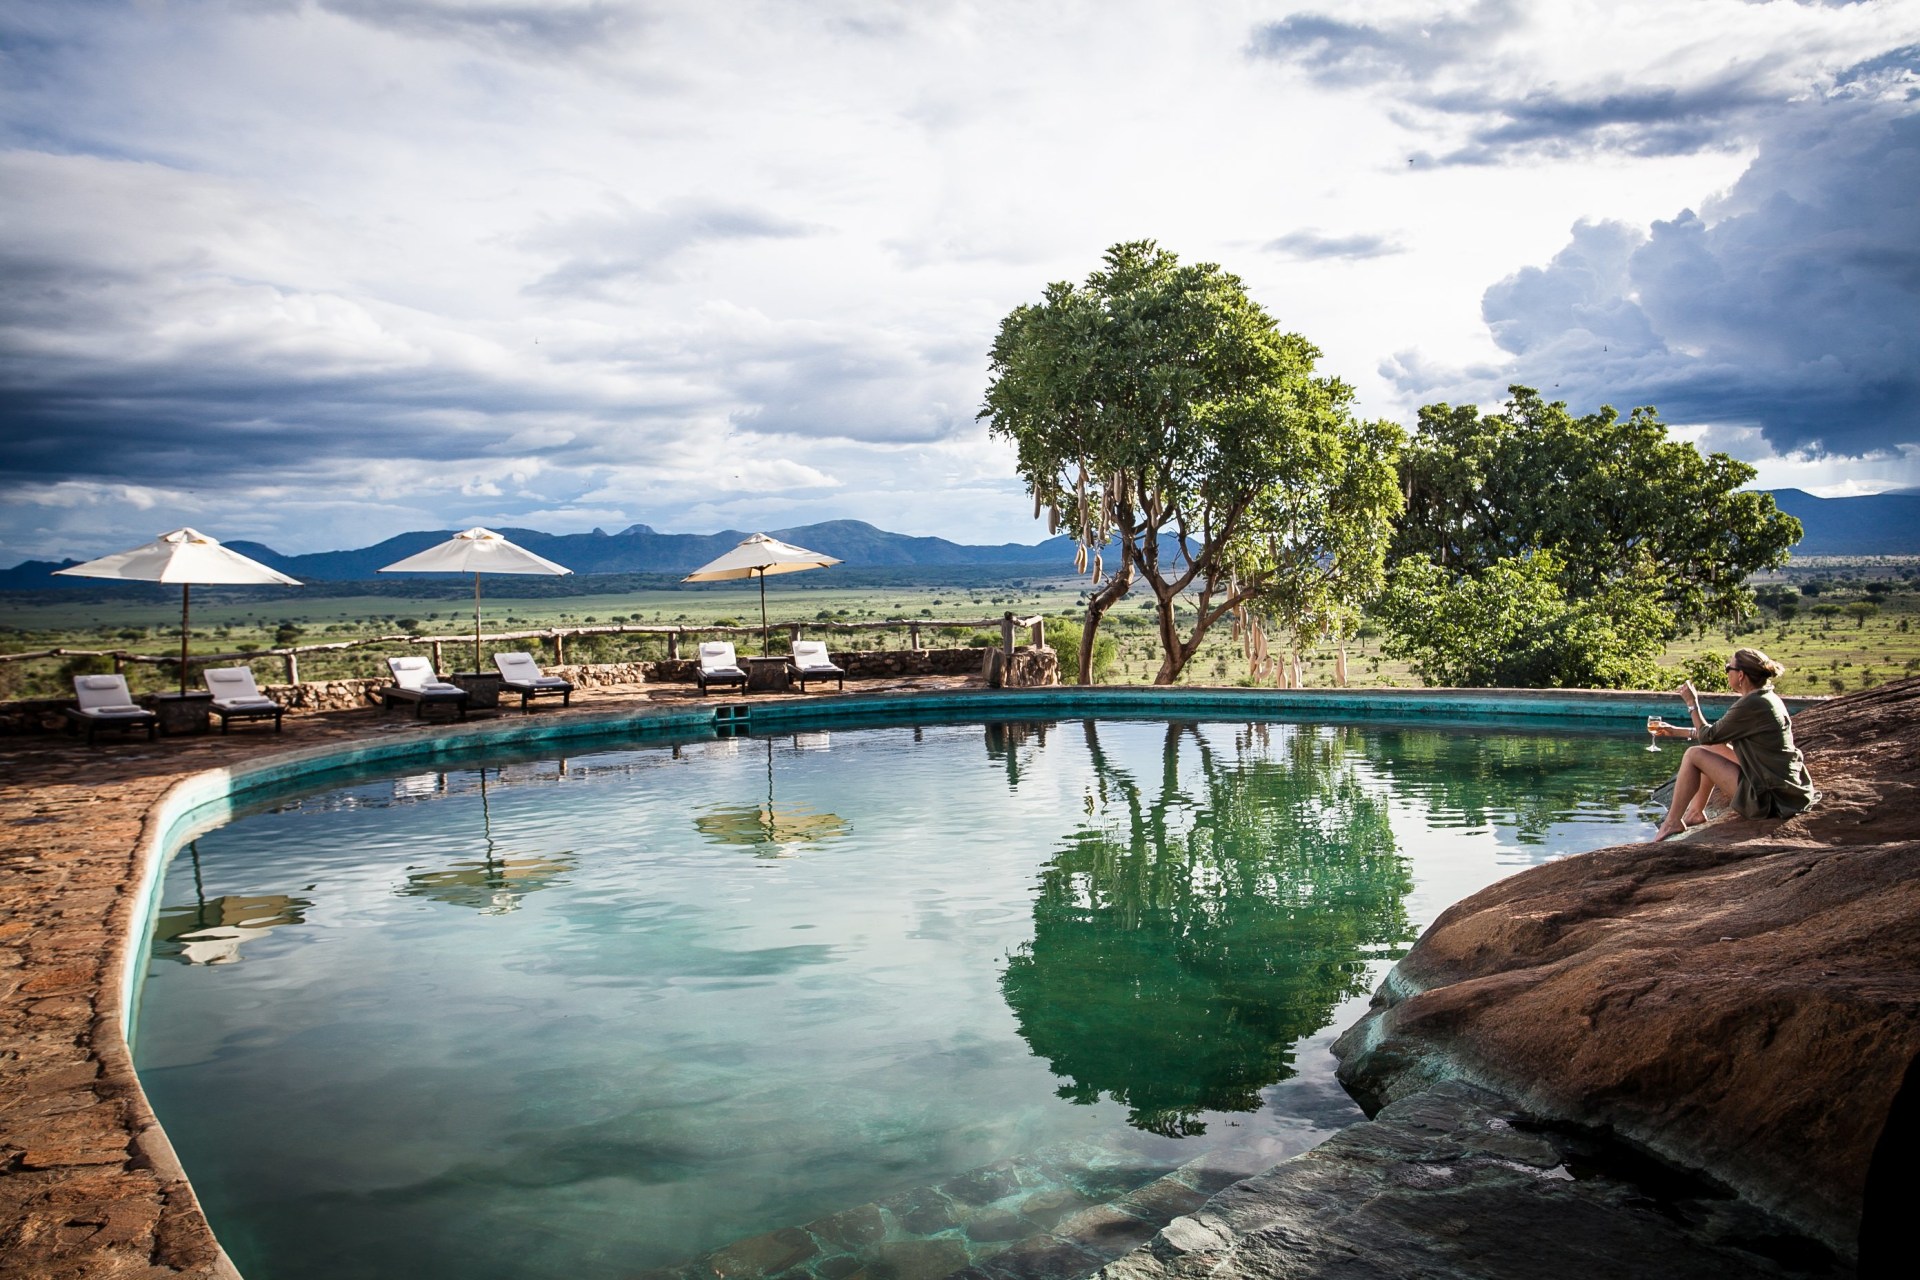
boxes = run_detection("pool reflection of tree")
[1001,720,1412,1138]
[984,720,1052,788]
[1355,728,1662,843]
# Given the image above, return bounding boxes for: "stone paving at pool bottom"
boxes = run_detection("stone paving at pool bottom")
[0,673,974,1280]
[635,1140,1283,1280]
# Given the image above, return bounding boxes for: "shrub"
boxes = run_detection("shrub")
[1044,617,1118,683]
[57,654,115,681]
[1375,551,1668,689]
[1680,651,1729,692]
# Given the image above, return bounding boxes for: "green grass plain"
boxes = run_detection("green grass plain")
[4,559,1916,702]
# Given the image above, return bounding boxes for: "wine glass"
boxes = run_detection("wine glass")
[1645,715,1662,752]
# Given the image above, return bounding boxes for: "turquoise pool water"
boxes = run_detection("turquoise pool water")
[132,715,1672,1280]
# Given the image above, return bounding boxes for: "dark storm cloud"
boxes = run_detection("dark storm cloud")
[1422,77,1772,164]
[0,355,635,489]
[1389,96,1920,459]
[1249,2,1896,166]
[1263,230,1404,261]
[523,199,814,299]
[1247,0,1519,86]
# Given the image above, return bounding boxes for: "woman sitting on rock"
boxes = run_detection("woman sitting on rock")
[1649,647,1817,841]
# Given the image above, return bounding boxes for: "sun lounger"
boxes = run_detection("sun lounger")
[382,656,470,719]
[697,641,748,695]
[789,640,845,692]
[65,674,158,746]
[494,651,574,709]
[203,666,286,733]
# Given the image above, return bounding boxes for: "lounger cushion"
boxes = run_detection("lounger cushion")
[386,661,463,697]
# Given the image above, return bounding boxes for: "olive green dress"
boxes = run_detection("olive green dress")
[1696,687,1818,818]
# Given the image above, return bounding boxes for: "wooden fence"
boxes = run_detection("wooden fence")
[0,615,1050,684]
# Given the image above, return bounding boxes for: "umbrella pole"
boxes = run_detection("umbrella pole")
[474,573,483,675]
[759,569,769,656]
[179,582,191,697]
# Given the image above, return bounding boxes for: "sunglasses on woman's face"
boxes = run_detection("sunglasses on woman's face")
[1725,666,1739,673]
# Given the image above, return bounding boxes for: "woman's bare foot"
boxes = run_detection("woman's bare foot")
[1652,816,1689,842]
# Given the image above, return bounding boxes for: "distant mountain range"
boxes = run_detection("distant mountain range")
[5,491,1918,591]
[1765,488,1920,556]
[0,519,1086,591]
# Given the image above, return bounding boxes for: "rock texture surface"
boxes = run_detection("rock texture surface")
[1332,677,1920,1260]
[1100,1080,1843,1280]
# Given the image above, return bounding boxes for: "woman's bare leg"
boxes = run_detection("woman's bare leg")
[1683,743,1739,823]
[1654,746,1743,841]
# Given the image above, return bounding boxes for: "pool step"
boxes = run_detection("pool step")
[638,1141,1274,1280]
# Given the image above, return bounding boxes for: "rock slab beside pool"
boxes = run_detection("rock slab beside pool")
[1098,1079,1845,1280]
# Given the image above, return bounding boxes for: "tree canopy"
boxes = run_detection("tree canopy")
[981,241,1402,684]
[1395,387,1801,632]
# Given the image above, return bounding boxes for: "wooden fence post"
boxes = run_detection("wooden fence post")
[285,653,299,685]
[909,622,920,651]
[553,633,565,665]
[431,641,444,674]
[1001,612,1016,664]
[667,630,680,660]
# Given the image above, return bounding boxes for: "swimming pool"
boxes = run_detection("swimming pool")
[131,709,1672,1280]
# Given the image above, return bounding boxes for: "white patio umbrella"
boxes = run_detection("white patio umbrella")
[378,528,572,674]
[681,533,842,655]
[54,527,301,695]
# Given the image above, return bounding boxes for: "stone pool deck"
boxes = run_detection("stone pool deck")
[2,676,1910,1279]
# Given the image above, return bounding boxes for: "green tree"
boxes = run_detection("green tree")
[1844,601,1880,629]
[1374,550,1667,689]
[982,241,1402,685]
[1396,387,1800,632]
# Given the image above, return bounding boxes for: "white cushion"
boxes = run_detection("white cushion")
[387,657,437,690]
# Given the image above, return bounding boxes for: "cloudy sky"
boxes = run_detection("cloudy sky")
[3,0,1917,563]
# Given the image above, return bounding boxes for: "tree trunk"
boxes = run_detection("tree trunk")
[1078,560,1133,684]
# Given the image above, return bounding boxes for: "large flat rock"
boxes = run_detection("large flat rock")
[1330,678,1920,1260]
[1099,1080,1843,1280]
